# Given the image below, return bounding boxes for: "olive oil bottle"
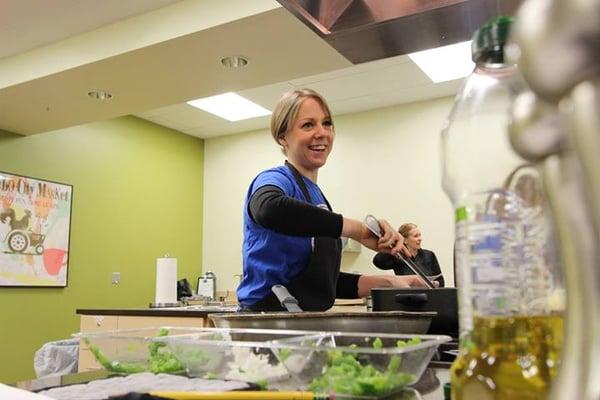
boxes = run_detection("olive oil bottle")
[451,315,563,399]
[441,16,565,400]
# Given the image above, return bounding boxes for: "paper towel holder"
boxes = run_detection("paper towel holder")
[149,254,182,308]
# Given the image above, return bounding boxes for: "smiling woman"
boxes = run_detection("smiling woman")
[270,90,334,181]
[236,88,430,312]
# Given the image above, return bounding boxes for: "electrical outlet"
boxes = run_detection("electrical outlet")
[111,272,121,285]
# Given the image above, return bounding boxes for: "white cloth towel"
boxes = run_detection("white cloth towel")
[0,383,55,400]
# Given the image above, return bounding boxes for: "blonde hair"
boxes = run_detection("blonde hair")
[399,223,418,237]
[270,89,333,153]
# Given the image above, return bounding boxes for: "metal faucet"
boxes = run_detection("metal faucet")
[508,1,600,399]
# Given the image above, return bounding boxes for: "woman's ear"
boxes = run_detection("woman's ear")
[278,135,287,147]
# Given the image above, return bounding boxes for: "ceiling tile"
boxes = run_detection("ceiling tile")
[141,115,179,129]
[159,105,215,131]
[0,26,23,56]
[237,82,295,109]
[299,61,431,102]
[289,54,412,86]
[182,115,270,139]
[331,79,461,116]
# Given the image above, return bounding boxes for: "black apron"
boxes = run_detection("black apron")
[248,161,342,312]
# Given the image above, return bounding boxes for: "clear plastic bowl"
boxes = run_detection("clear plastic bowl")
[271,332,451,398]
[76,327,451,398]
[75,327,309,382]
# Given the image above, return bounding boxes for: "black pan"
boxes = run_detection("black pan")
[371,287,458,338]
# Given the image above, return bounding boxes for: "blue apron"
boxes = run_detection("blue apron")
[248,161,342,311]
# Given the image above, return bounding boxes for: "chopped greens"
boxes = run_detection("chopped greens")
[148,328,169,357]
[148,350,184,374]
[307,336,423,396]
[88,344,146,374]
[203,372,218,380]
[278,348,292,362]
[397,336,422,348]
[86,328,184,375]
[255,379,269,390]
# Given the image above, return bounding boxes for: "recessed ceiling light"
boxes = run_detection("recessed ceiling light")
[187,92,271,122]
[408,41,474,83]
[220,55,249,68]
[87,90,113,100]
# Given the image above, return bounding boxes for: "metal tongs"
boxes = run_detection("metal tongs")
[364,214,437,289]
[272,284,303,312]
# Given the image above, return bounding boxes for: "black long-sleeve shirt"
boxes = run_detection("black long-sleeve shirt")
[372,249,445,287]
[249,184,359,298]
[249,185,343,236]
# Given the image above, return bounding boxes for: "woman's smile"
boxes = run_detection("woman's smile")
[308,144,327,151]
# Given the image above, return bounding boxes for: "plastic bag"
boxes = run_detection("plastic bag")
[34,338,79,378]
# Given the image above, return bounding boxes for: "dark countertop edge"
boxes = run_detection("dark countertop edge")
[76,308,221,317]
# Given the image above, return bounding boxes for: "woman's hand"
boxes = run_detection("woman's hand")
[342,217,410,257]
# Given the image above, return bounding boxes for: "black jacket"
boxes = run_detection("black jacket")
[372,249,445,287]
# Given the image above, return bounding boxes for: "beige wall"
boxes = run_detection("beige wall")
[203,96,456,293]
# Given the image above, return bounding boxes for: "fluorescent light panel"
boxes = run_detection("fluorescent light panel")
[408,41,474,83]
[187,92,271,121]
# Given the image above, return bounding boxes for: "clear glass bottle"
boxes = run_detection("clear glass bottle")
[441,16,564,400]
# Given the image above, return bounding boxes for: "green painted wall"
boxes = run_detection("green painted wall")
[0,116,204,383]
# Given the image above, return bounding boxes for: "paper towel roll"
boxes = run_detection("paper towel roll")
[155,256,177,304]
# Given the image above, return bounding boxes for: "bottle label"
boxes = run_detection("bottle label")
[468,214,553,315]
[470,217,517,314]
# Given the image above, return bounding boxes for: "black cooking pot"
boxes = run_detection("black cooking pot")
[371,287,458,338]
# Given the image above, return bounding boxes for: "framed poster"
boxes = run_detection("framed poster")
[0,171,73,287]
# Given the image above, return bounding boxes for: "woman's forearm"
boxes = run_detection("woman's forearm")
[356,274,436,297]
[342,217,409,257]
[341,217,363,240]
[356,275,394,297]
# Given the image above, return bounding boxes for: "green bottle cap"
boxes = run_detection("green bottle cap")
[455,206,468,222]
[471,15,513,63]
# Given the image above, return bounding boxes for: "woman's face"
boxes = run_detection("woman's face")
[280,97,334,178]
[405,227,422,252]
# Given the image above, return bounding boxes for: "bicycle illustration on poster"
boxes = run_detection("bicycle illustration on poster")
[0,171,72,287]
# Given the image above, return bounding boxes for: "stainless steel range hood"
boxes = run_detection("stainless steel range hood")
[277,0,523,64]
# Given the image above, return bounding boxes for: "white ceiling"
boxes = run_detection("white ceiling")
[0,0,182,59]
[0,0,462,139]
